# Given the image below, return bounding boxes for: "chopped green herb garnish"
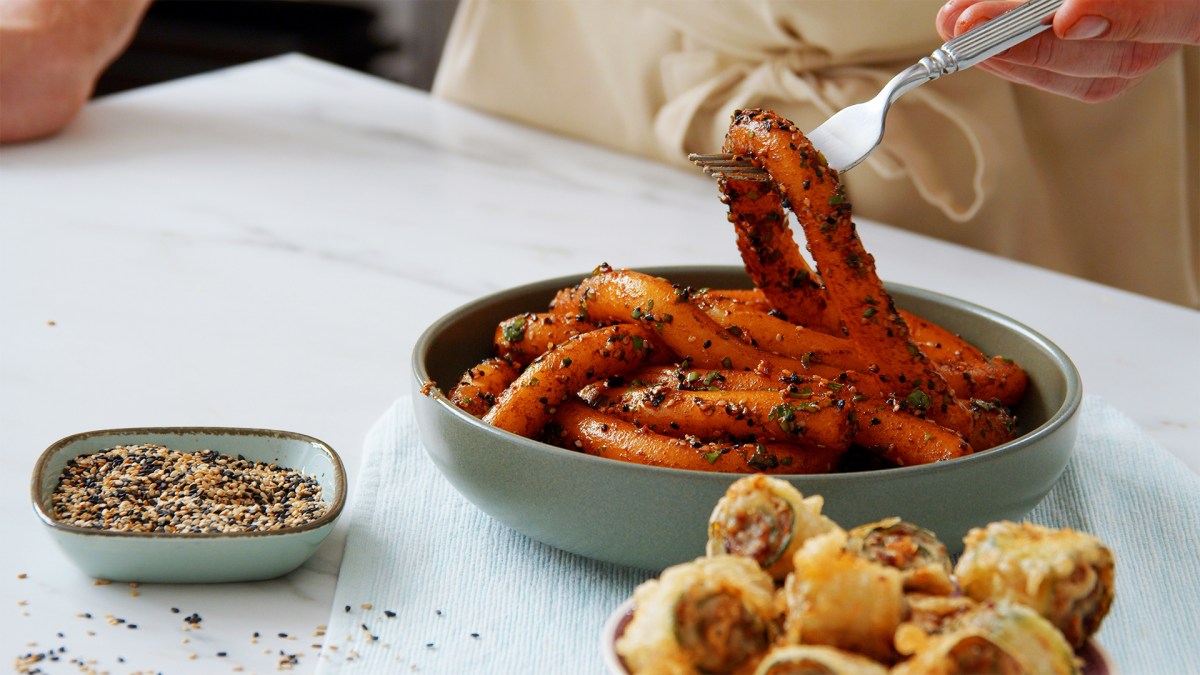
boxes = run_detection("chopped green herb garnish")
[502,316,527,344]
[905,389,932,411]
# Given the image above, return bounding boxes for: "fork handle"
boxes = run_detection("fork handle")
[933,0,1064,73]
[882,0,1063,105]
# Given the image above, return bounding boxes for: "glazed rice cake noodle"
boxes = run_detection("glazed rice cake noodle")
[616,555,778,674]
[845,517,955,596]
[893,601,1081,675]
[783,530,905,663]
[753,644,888,675]
[706,475,837,581]
[954,521,1114,650]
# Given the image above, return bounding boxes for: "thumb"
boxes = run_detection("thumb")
[1054,0,1200,44]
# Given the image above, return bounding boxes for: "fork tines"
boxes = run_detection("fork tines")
[687,153,770,182]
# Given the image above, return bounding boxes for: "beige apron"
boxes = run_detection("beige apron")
[433,0,1199,308]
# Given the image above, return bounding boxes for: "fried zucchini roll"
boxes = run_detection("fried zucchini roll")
[752,645,888,675]
[892,601,1081,675]
[901,594,979,637]
[953,521,1114,649]
[845,517,955,595]
[707,475,838,581]
[782,530,904,663]
[616,555,779,675]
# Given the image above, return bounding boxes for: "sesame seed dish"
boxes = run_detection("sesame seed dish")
[32,427,346,583]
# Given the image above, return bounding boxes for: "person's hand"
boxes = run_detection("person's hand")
[0,0,150,143]
[936,0,1200,102]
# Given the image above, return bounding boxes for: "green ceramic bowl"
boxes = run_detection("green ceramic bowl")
[31,427,346,583]
[412,267,1081,571]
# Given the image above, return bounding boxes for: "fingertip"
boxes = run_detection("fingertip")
[935,1,961,39]
[955,12,985,36]
[1058,14,1111,40]
[953,1,1016,37]
[1051,0,1200,44]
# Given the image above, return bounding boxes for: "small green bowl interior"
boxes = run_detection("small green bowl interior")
[413,266,1081,571]
[31,427,347,583]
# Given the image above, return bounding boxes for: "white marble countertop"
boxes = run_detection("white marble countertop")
[2,54,1196,673]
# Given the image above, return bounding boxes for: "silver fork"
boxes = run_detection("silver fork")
[690,0,1063,180]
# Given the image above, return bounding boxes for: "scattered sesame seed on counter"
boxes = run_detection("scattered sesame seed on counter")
[51,444,328,533]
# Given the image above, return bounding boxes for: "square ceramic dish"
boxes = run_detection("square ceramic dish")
[412,266,1082,571]
[31,427,346,583]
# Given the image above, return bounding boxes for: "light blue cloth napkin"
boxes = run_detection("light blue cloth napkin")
[316,395,1200,674]
[1029,398,1200,671]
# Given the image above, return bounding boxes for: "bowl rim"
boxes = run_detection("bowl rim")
[413,265,1082,481]
[31,426,347,539]
[599,596,636,675]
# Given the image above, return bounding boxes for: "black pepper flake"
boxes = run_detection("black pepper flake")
[344,605,351,613]
[384,610,396,618]
[471,632,480,639]
[217,651,227,657]
[171,607,180,614]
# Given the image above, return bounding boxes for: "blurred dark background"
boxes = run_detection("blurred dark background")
[95,0,458,96]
